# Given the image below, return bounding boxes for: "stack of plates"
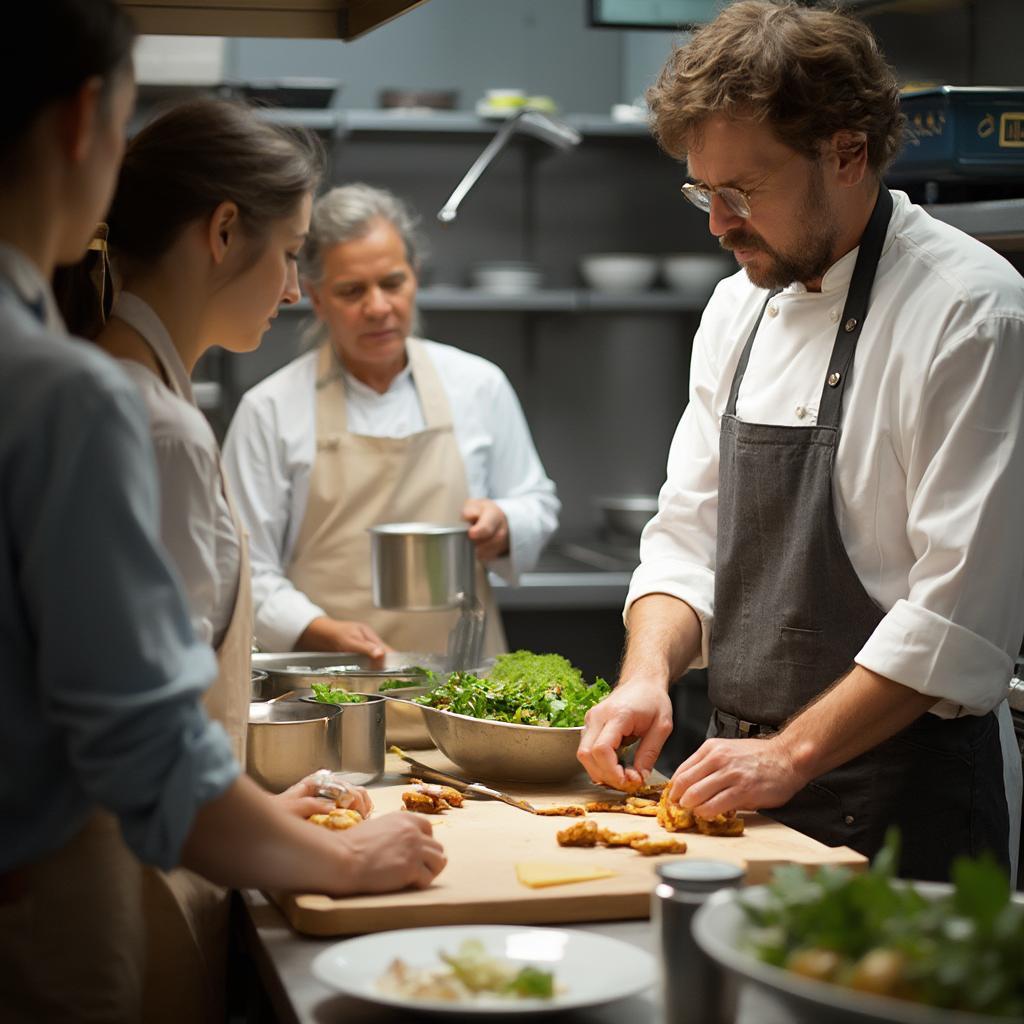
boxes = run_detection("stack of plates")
[470,261,542,294]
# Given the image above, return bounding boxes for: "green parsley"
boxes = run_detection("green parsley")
[413,650,610,727]
[309,682,368,705]
[743,829,1024,1016]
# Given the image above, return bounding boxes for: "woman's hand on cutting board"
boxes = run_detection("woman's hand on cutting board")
[577,680,674,790]
[339,813,447,893]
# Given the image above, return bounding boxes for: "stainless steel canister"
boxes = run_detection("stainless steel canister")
[652,859,745,1024]
[369,522,474,611]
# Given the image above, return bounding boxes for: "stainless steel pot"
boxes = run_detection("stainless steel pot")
[246,700,341,793]
[251,651,446,748]
[251,669,270,701]
[369,522,474,610]
[280,691,386,786]
[594,494,659,540]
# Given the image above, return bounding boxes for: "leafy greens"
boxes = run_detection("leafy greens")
[309,682,368,705]
[743,829,1024,1017]
[413,650,610,727]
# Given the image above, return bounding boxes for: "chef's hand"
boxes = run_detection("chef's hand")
[668,735,809,817]
[577,681,674,791]
[340,813,447,893]
[297,616,390,665]
[276,774,374,820]
[462,498,510,562]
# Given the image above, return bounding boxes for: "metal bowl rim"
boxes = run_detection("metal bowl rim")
[692,883,1024,1024]
[368,522,469,536]
[387,697,584,736]
[247,702,342,724]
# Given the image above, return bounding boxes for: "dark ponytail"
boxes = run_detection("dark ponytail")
[59,97,324,338]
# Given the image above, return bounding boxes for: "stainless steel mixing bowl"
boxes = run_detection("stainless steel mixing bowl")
[391,701,585,784]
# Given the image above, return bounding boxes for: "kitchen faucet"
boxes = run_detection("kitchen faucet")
[437,109,582,223]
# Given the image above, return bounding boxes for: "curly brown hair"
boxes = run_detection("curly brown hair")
[646,0,904,175]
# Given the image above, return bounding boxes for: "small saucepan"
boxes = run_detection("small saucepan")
[246,700,342,793]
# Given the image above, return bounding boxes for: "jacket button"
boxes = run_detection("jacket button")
[827,371,841,387]
[844,317,858,332]
[844,814,855,825]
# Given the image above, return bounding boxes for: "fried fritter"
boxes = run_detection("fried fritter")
[624,805,659,817]
[534,805,587,816]
[631,837,688,857]
[585,800,628,813]
[657,788,695,832]
[695,811,745,836]
[625,796,657,809]
[597,828,648,847]
[556,819,600,847]
[308,808,363,831]
[408,779,465,807]
[402,790,450,814]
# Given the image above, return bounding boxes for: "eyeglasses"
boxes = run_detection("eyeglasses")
[680,182,752,219]
[680,151,802,220]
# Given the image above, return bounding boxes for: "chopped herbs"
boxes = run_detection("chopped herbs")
[379,667,438,692]
[413,650,610,727]
[309,682,368,705]
[743,829,1024,1016]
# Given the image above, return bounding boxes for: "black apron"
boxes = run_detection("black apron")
[706,187,1008,881]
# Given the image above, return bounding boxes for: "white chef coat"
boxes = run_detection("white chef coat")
[222,338,560,651]
[114,293,241,649]
[628,190,1024,720]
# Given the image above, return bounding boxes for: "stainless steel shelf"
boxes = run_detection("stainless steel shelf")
[924,198,1024,252]
[259,108,653,140]
[280,289,703,314]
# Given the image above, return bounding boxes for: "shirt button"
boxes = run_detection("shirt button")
[766,304,778,317]
[829,309,840,323]
[844,815,855,825]
[794,405,807,420]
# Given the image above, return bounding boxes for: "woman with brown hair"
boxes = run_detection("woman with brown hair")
[72,97,403,1021]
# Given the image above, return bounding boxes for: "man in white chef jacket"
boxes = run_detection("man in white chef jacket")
[578,0,1024,882]
[223,183,559,658]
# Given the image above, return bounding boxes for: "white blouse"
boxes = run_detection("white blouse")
[114,293,240,648]
[628,190,1024,719]
[222,338,560,651]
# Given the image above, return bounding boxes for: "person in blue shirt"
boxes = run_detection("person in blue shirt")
[0,4,445,1020]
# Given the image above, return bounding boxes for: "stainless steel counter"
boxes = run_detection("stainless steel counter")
[489,540,636,611]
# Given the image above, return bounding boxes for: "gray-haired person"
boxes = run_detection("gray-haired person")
[223,183,560,658]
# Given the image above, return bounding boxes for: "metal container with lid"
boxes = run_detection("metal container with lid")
[652,859,745,1024]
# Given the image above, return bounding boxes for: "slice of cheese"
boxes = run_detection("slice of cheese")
[515,861,617,889]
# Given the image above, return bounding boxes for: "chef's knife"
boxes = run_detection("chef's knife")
[389,746,538,814]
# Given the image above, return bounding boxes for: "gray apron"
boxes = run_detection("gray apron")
[706,188,1009,881]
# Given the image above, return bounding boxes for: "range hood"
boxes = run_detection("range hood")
[120,0,431,40]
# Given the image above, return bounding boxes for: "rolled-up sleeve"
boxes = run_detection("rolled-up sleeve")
[22,378,238,870]
[223,394,325,651]
[856,313,1024,713]
[625,318,722,669]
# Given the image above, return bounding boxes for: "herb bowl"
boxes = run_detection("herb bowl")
[693,883,1024,1024]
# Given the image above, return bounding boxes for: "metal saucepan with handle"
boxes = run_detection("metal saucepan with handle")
[251,651,447,748]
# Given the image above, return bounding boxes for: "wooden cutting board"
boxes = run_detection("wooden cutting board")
[271,752,866,937]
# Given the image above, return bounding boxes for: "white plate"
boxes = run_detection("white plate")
[311,924,657,1014]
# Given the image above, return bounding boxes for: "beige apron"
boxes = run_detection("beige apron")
[0,813,146,1023]
[112,297,253,1024]
[288,340,506,656]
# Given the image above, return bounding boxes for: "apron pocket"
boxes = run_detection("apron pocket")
[777,625,823,668]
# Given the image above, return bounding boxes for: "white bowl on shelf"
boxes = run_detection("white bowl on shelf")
[661,254,733,303]
[580,253,659,293]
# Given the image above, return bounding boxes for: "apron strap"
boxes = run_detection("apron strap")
[816,186,893,428]
[406,339,454,430]
[725,290,779,418]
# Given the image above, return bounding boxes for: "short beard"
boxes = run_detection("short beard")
[720,163,838,290]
